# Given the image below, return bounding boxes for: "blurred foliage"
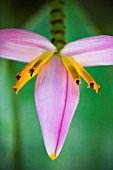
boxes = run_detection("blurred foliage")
[0,0,113,34]
[0,0,113,170]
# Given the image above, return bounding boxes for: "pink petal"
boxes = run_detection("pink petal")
[61,35,113,66]
[0,29,56,62]
[35,56,79,158]
[73,48,113,66]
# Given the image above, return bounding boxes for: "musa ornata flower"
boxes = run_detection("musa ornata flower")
[0,0,113,160]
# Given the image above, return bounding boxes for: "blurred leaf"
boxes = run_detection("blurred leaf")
[0,0,14,29]
[0,60,15,170]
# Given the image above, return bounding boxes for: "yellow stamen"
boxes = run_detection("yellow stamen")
[62,56,100,93]
[13,73,32,94]
[49,153,57,160]
[13,51,54,94]
[17,51,53,76]
[61,56,81,85]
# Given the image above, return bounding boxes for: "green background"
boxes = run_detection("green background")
[0,0,113,170]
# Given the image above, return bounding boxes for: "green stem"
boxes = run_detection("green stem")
[48,0,66,51]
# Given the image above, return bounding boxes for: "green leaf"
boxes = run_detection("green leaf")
[0,60,15,170]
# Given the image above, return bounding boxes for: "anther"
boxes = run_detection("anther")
[98,87,100,92]
[16,74,21,80]
[29,68,34,77]
[13,86,18,93]
[97,86,101,93]
[90,82,94,88]
[76,79,81,85]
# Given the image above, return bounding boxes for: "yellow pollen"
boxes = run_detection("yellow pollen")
[49,153,57,160]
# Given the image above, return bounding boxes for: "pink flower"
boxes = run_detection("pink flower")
[0,29,113,160]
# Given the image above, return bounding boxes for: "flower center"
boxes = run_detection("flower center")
[61,56,100,93]
[13,52,100,94]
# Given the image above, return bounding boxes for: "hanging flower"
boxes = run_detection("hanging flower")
[0,29,113,160]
